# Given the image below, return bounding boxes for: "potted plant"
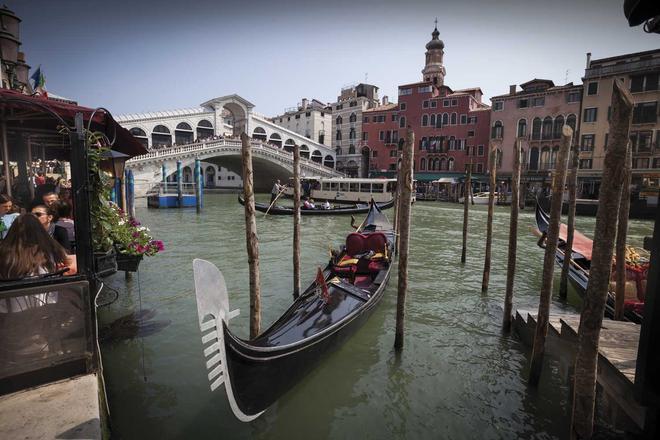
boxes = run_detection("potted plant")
[109,206,164,272]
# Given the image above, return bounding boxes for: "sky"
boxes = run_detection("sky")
[11,0,659,117]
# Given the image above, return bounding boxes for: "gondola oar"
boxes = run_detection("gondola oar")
[263,186,287,217]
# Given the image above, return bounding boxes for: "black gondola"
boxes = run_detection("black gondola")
[237,195,394,215]
[193,201,395,421]
[534,202,644,323]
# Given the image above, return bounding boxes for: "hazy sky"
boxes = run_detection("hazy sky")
[12,0,659,117]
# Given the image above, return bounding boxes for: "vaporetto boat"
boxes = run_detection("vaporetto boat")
[282,177,397,203]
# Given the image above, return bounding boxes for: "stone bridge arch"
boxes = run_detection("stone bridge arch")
[200,94,254,138]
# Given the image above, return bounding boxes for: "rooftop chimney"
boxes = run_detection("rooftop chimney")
[509,84,516,95]
[301,98,308,110]
[586,52,592,69]
[382,96,389,105]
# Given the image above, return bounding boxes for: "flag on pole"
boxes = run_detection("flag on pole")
[30,66,47,97]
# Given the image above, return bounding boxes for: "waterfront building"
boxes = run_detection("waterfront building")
[363,25,491,190]
[581,49,660,198]
[271,98,331,147]
[330,83,381,177]
[489,79,582,190]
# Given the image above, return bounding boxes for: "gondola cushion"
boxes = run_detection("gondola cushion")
[365,232,388,254]
[346,233,367,256]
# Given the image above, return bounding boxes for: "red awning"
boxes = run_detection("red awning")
[0,88,147,157]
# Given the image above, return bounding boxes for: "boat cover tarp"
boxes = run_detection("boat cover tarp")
[558,223,593,260]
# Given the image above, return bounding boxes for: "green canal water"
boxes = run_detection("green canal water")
[99,194,653,439]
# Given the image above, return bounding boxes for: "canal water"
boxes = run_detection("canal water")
[99,194,653,439]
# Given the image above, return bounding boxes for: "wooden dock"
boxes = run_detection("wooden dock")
[514,308,646,431]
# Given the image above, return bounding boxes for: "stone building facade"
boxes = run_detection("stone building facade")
[271,98,331,147]
[0,5,31,93]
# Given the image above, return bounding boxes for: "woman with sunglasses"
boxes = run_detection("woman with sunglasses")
[31,204,71,253]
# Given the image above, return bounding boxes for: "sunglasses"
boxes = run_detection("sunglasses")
[32,212,48,218]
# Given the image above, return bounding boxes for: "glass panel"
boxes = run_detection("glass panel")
[360,183,371,192]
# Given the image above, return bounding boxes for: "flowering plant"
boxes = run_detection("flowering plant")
[108,205,164,257]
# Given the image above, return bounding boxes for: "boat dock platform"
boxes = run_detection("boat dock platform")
[514,308,646,432]
[0,374,102,439]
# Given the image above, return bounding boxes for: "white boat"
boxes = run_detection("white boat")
[282,177,397,203]
[459,192,509,205]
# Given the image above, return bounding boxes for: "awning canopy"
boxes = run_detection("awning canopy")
[0,88,147,158]
[432,177,457,184]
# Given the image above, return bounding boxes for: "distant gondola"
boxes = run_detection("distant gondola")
[534,202,645,323]
[237,195,394,215]
[193,201,395,420]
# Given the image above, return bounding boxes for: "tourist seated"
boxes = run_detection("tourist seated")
[323,200,331,210]
[0,194,19,240]
[31,205,71,253]
[0,213,74,281]
[308,199,316,209]
[55,201,75,248]
[303,198,313,209]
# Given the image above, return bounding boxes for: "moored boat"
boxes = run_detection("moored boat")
[282,177,397,203]
[534,203,646,323]
[237,195,394,215]
[193,201,395,420]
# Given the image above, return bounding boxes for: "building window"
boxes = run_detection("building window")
[349,113,357,123]
[553,116,564,139]
[468,130,475,137]
[305,112,311,117]
[532,117,542,140]
[631,73,659,93]
[422,114,429,126]
[478,145,485,156]
[420,158,426,170]
[567,91,581,103]
[372,150,378,157]
[517,119,527,137]
[630,130,653,152]
[493,101,503,111]
[389,150,397,157]
[581,134,595,152]
[583,108,598,123]
[399,116,406,128]
[349,144,356,154]
[336,130,342,141]
[579,159,593,169]
[336,116,343,125]
[379,131,384,141]
[533,97,545,107]
[632,102,658,124]
[518,99,529,109]
[423,100,429,108]
[392,114,399,122]
[418,86,433,93]
[336,104,343,110]
[477,163,483,173]
[460,114,467,124]
[442,113,449,125]
[634,158,650,169]
[363,117,369,123]
[443,99,450,107]
[350,101,357,107]
[430,114,437,127]
[587,82,598,95]
[431,101,437,108]
[653,158,660,168]
[451,99,458,106]
[399,88,412,96]
[362,132,368,141]
[451,113,457,125]
[400,103,407,110]
[491,121,503,139]
[566,114,577,131]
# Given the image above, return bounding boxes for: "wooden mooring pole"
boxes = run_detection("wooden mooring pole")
[528,125,573,387]
[194,158,202,214]
[614,144,632,321]
[481,143,497,292]
[571,79,633,440]
[176,160,183,208]
[240,133,261,339]
[559,141,580,299]
[394,128,414,352]
[393,158,402,254]
[293,144,302,299]
[461,165,471,264]
[502,140,522,331]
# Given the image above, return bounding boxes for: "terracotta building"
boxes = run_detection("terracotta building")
[489,79,581,190]
[363,26,491,186]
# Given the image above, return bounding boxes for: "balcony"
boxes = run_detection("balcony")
[585,57,660,79]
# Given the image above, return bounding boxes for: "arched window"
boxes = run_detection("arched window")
[336,116,343,125]
[448,157,455,171]
[324,155,335,168]
[196,119,214,139]
[130,127,148,148]
[542,117,553,140]
[311,150,323,163]
[300,144,310,159]
[348,144,356,154]
[349,128,356,139]
[529,147,539,170]
[335,146,343,155]
[284,138,295,153]
[532,118,542,140]
[420,158,426,170]
[399,116,406,128]
[175,122,194,145]
[448,136,455,150]
[349,113,357,123]
[183,166,193,183]
[517,119,527,138]
[336,130,342,141]
[540,146,551,169]
[336,161,344,170]
[152,125,172,148]
[566,114,577,131]
[439,158,446,171]
[422,114,429,126]
[442,113,449,126]
[451,113,457,125]
[269,133,282,148]
[252,126,267,141]
[491,121,503,139]
[551,146,559,169]
[430,114,437,127]
[553,116,564,139]
[205,166,216,187]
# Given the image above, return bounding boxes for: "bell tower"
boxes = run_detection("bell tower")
[421,20,446,86]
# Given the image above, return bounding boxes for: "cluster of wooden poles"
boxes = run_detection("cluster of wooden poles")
[237,129,417,351]
[460,80,635,439]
